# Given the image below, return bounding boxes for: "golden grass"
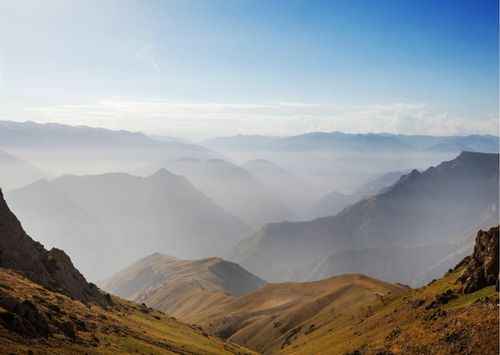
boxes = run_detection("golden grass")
[0,268,255,355]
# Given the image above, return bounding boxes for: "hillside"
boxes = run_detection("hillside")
[275,226,499,354]
[232,152,499,282]
[99,253,267,319]
[189,274,403,353]
[6,170,251,281]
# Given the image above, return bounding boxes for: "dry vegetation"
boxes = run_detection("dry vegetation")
[0,268,254,355]
[277,267,498,354]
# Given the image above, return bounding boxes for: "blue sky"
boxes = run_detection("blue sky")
[0,0,498,139]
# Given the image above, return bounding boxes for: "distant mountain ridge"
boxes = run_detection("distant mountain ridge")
[203,132,499,153]
[0,120,220,176]
[231,152,499,282]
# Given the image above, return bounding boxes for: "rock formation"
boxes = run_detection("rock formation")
[458,225,499,293]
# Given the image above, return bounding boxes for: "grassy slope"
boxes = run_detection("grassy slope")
[187,274,403,354]
[279,267,498,354]
[0,268,254,355]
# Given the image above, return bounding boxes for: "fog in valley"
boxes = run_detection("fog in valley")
[0,120,498,286]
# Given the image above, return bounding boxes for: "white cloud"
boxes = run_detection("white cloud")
[20,99,499,140]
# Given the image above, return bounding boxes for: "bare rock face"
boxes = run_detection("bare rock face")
[0,189,109,305]
[458,226,499,293]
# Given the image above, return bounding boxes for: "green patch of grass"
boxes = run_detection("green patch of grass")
[443,286,497,310]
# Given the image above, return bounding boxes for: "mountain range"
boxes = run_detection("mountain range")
[231,152,499,283]
[6,169,251,281]
[203,132,499,153]
[0,120,219,176]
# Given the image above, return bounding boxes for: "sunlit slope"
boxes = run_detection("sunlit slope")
[188,274,403,353]
[99,252,267,319]
[0,268,254,354]
[278,226,499,354]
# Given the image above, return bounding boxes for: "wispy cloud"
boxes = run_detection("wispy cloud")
[20,99,499,140]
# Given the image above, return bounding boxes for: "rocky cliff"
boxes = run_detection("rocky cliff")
[458,225,499,293]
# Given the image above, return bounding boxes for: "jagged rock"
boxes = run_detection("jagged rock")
[0,189,109,305]
[0,298,50,338]
[458,226,499,293]
[435,289,457,304]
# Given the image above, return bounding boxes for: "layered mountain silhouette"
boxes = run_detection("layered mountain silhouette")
[145,158,299,228]
[6,170,251,281]
[203,132,499,153]
[232,152,499,282]
[99,253,267,319]
[0,120,219,176]
[0,150,50,191]
[0,189,253,354]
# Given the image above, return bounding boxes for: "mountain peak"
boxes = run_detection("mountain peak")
[149,168,177,179]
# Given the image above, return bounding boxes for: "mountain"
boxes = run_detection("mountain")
[307,170,406,219]
[0,190,253,354]
[231,152,499,282]
[99,252,266,299]
[203,132,499,153]
[0,150,50,191]
[6,170,252,281]
[146,158,299,228]
[99,253,267,319]
[0,120,219,176]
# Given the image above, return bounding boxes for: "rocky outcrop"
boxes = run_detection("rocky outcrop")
[458,226,499,293]
[0,189,109,305]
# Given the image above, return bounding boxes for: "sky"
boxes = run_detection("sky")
[0,0,498,140]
